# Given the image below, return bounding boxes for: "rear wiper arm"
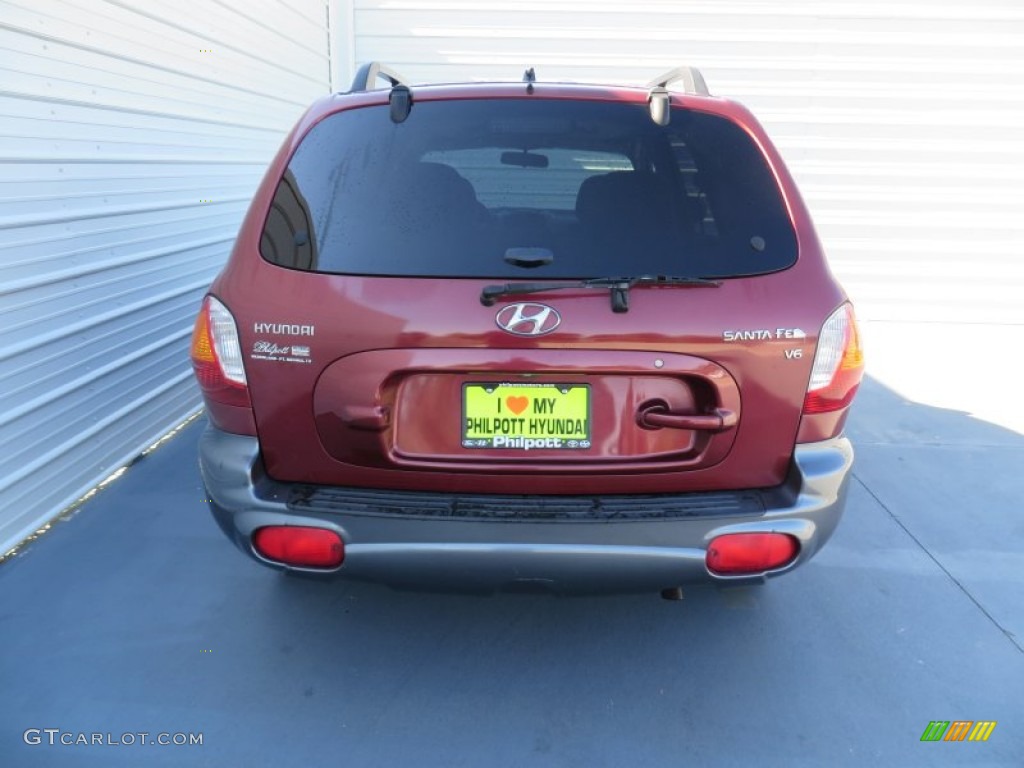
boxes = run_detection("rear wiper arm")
[480,275,721,313]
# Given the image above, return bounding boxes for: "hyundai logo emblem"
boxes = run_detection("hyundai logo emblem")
[494,303,561,336]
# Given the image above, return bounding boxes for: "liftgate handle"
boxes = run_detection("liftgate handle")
[637,406,738,433]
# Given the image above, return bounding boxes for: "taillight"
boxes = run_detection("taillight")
[803,303,864,414]
[252,526,345,569]
[706,533,799,575]
[190,296,250,407]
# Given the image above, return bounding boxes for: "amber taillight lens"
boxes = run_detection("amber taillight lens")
[803,303,864,414]
[190,296,250,408]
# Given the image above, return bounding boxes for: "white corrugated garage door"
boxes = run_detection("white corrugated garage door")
[342,0,1024,325]
[0,0,331,553]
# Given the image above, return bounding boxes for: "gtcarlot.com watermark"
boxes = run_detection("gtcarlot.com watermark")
[24,728,203,747]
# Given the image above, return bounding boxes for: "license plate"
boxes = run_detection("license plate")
[462,383,591,450]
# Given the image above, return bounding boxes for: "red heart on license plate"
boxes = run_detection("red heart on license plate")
[506,395,529,415]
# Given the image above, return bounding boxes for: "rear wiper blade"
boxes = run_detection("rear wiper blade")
[479,274,721,313]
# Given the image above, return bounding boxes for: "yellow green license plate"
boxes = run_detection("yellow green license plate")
[462,383,591,450]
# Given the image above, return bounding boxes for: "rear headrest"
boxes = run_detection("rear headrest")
[575,171,670,226]
[404,162,480,210]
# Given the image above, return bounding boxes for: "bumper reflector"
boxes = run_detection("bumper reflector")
[706,533,799,575]
[252,526,345,569]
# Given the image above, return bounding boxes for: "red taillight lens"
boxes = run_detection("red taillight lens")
[252,526,345,569]
[803,303,864,414]
[706,533,799,575]
[190,296,250,407]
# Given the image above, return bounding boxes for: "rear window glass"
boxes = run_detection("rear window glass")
[260,98,797,279]
[421,148,633,210]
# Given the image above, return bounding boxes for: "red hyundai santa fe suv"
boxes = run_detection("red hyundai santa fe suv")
[191,63,863,595]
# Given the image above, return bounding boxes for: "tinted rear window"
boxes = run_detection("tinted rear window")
[260,98,796,279]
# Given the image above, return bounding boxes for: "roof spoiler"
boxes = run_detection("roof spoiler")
[348,62,708,95]
[348,61,413,123]
[646,66,710,96]
[646,66,709,126]
[344,62,710,125]
[349,61,409,92]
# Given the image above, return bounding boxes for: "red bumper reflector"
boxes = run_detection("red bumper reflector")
[252,526,345,569]
[706,533,799,575]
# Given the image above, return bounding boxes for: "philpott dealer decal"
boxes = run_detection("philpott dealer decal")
[250,321,314,364]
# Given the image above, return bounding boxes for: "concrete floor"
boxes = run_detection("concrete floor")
[1,321,1021,767]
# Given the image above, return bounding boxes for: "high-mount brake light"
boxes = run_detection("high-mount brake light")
[803,303,864,414]
[190,296,249,406]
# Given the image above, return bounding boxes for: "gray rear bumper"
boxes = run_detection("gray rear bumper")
[199,425,853,594]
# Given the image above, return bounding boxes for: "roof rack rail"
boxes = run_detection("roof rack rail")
[349,61,409,92]
[646,66,709,97]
